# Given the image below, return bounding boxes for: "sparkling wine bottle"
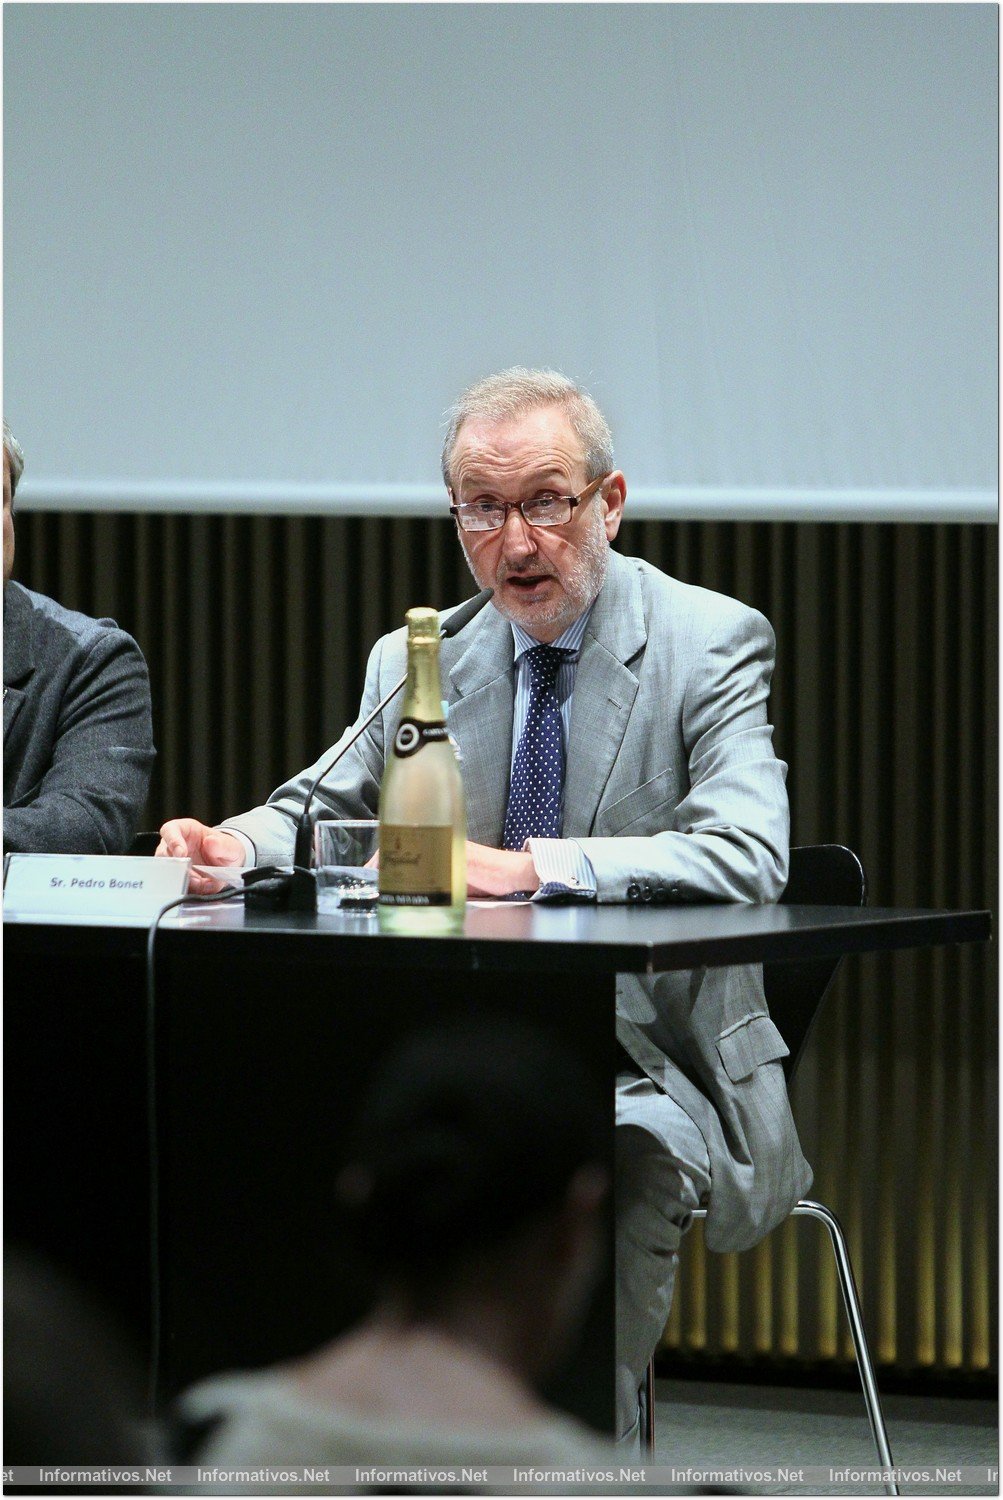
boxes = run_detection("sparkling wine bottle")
[378,608,466,932]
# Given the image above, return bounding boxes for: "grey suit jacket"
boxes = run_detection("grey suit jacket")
[224,550,812,1251]
[3,581,155,855]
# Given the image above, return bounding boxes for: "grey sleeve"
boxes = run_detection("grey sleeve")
[3,630,155,856]
[577,607,790,904]
[220,634,391,867]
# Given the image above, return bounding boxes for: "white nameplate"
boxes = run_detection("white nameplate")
[3,853,190,922]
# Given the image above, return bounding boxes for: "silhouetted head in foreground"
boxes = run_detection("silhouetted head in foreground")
[178,1016,612,1467]
[335,1015,609,1383]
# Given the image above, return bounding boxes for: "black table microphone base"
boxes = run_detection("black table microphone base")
[242,866,317,911]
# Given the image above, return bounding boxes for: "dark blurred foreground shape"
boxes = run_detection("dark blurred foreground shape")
[177,1015,615,1468]
[4,1248,158,1467]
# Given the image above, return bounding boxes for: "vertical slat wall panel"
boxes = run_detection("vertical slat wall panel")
[931,529,956,1368]
[319,519,352,766]
[158,519,181,816]
[12,513,996,1385]
[893,528,921,1372]
[218,515,242,817]
[282,522,309,775]
[188,516,213,817]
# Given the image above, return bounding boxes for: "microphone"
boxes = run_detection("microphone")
[438,587,495,639]
[246,588,494,909]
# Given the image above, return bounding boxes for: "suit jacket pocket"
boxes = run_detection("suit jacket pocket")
[599,767,680,836]
[716,1012,790,1083]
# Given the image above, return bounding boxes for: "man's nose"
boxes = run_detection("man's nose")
[500,506,537,558]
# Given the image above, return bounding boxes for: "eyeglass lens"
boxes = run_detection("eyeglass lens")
[457,495,571,531]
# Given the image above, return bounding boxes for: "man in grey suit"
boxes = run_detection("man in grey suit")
[3,422,155,854]
[159,368,811,1443]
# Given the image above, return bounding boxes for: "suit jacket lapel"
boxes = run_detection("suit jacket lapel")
[563,551,646,838]
[439,554,648,845]
[444,607,515,845]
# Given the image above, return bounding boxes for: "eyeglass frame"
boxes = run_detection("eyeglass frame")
[447,472,611,532]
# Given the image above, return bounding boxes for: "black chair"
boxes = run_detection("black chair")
[128,832,161,856]
[644,845,898,1496]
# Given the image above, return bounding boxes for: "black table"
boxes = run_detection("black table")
[4,899,991,1432]
[9,896,990,967]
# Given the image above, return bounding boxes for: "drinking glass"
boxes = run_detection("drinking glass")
[313,819,379,914]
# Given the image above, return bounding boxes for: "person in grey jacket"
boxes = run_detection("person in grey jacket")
[3,422,155,855]
[158,369,810,1445]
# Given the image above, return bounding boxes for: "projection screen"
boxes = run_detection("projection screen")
[4,4,996,521]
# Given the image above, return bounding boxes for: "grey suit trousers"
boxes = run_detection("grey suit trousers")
[616,1058,712,1444]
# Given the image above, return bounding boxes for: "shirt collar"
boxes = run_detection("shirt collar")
[510,603,593,664]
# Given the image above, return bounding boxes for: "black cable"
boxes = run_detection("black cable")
[144,887,244,1415]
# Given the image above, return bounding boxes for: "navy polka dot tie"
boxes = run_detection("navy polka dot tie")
[503,645,569,850]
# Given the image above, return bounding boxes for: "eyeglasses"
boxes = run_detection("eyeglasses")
[448,473,610,533]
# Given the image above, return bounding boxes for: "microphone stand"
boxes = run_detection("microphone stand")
[245,588,493,910]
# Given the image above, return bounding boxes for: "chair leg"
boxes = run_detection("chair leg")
[644,1359,656,1455]
[644,1202,895,1491]
[793,1199,898,1498]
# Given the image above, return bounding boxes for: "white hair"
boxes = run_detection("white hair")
[4,421,25,497]
[441,367,613,488]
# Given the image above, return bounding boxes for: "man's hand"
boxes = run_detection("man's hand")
[156,818,245,895]
[465,841,539,898]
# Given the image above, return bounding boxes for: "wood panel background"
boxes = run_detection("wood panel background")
[13,512,997,1387]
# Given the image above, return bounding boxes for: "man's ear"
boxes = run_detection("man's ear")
[602,473,626,540]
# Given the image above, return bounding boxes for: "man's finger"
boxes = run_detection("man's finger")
[158,818,208,860]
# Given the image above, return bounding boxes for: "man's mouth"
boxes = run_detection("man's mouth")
[505,572,553,592]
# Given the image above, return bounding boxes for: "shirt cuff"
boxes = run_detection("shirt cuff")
[525,838,597,902]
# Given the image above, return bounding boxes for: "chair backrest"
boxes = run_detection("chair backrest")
[128,832,161,856]
[764,844,866,1085]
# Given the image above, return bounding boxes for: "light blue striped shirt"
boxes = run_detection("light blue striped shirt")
[509,612,598,899]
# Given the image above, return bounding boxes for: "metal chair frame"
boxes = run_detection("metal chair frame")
[643,844,899,1498]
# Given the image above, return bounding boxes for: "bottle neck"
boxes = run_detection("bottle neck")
[401,638,444,723]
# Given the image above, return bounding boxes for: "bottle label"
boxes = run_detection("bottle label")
[393,718,448,759]
[379,825,453,905]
